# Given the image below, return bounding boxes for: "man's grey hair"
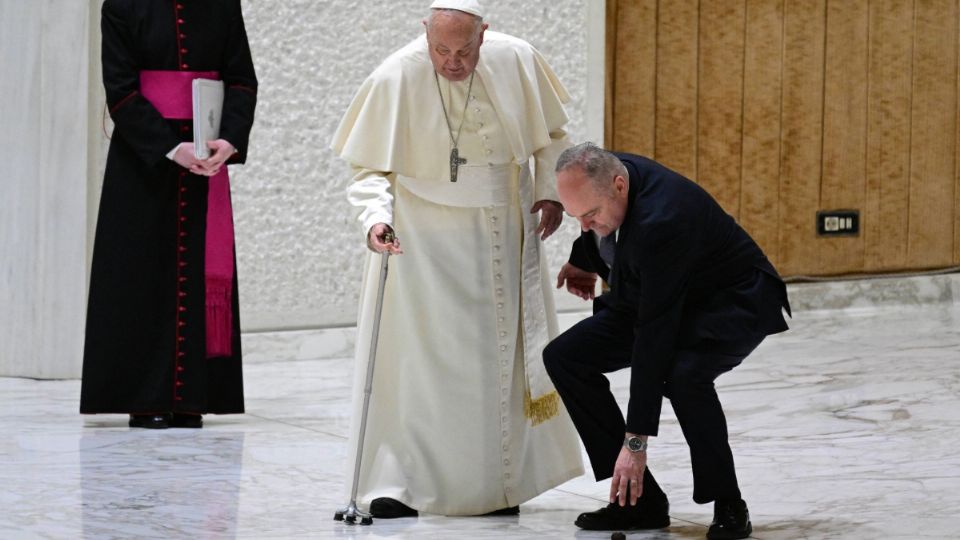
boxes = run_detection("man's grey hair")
[555,142,628,189]
[426,9,484,34]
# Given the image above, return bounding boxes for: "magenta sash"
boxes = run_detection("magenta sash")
[140,70,235,358]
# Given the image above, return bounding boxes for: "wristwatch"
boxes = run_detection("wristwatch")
[624,435,647,453]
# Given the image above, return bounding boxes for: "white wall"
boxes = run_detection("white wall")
[233,0,603,330]
[0,0,99,378]
[0,0,602,378]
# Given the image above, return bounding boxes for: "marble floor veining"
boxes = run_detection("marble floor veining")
[2,300,959,539]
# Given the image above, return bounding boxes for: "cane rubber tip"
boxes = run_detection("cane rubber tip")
[611,532,626,540]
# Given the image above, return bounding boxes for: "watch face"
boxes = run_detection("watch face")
[627,437,644,452]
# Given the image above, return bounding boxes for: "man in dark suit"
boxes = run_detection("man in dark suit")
[544,143,790,540]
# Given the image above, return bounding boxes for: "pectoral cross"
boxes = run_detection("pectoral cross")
[449,147,467,183]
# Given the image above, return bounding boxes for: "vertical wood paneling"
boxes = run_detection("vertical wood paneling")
[605,0,618,149]
[820,0,868,274]
[908,0,957,268]
[611,0,657,155]
[655,0,698,178]
[865,0,913,271]
[697,0,745,217]
[778,0,825,275]
[606,0,960,277]
[740,0,784,266]
[956,5,960,265]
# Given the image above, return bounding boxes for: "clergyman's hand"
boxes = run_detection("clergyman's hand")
[200,139,237,176]
[531,200,563,240]
[556,263,597,300]
[610,442,646,507]
[172,143,210,175]
[367,223,402,255]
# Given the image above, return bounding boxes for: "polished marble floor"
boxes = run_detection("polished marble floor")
[3,283,960,539]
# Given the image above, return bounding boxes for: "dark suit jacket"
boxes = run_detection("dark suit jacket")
[568,153,790,435]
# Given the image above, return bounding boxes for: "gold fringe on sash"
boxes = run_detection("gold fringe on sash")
[524,388,560,426]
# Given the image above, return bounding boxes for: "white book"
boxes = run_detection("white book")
[192,79,224,159]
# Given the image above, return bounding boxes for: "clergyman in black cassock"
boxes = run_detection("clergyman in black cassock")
[81,0,257,429]
[544,143,790,539]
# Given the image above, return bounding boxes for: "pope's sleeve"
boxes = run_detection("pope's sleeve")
[101,0,180,167]
[529,46,572,203]
[346,167,394,237]
[625,222,700,436]
[219,0,258,165]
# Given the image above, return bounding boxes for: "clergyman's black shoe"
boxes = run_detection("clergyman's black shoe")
[707,498,752,540]
[170,413,203,428]
[574,498,670,531]
[369,497,418,519]
[128,413,170,429]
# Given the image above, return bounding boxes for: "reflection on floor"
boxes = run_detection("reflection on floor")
[2,276,959,539]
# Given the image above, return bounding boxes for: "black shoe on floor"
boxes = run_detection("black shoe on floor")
[481,505,519,516]
[574,498,670,531]
[369,497,418,519]
[128,413,170,429]
[170,413,203,428]
[707,499,752,540]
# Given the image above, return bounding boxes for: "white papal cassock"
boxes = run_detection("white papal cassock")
[331,31,584,516]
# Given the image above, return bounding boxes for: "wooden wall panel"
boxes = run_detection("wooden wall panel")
[865,0,914,271]
[610,0,658,155]
[697,0,745,217]
[820,0,868,274]
[740,0,784,266]
[655,0,698,178]
[606,0,960,277]
[777,0,825,276]
[909,0,957,268]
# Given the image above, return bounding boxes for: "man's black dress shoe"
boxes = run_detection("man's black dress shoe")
[170,413,203,428]
[574,498,670,531]
[369,497,418,518]
[481,505,519,516]
[128,414,170,429]
[707,498,752,540]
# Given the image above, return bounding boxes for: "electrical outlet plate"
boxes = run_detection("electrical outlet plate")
[816,210,859,236]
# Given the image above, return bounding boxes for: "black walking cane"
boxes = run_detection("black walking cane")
[335,234,394,526]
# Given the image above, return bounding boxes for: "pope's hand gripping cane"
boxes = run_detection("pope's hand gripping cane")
[334,231,394,526]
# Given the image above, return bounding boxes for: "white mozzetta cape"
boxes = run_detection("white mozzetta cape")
[332,31,570,195]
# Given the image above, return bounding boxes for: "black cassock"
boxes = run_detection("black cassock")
[81,0,257,415]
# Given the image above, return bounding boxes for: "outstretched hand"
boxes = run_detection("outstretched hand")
[610,445,647,507]
[531,200,563,240]
[556,263,598,300]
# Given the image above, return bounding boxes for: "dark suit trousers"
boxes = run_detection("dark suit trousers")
[543,304,763,504]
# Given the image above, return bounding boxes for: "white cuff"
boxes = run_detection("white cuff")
[346,168,394,236]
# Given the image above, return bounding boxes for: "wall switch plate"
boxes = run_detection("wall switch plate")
[817,210,859,236]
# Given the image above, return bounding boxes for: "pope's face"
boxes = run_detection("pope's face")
[557,168,629,238]
[424,11,487,82]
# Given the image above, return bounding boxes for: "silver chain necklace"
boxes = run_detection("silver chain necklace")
[434,71,475,182]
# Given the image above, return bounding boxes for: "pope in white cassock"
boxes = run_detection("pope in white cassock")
[331,0,584,517]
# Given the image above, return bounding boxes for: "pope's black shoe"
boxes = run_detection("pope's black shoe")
[128,413,170,429]
[574,497,670,531]
[170,413,203,428]
[369,497,418,519]
[706,498,752,540]
[481,505,519,516]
